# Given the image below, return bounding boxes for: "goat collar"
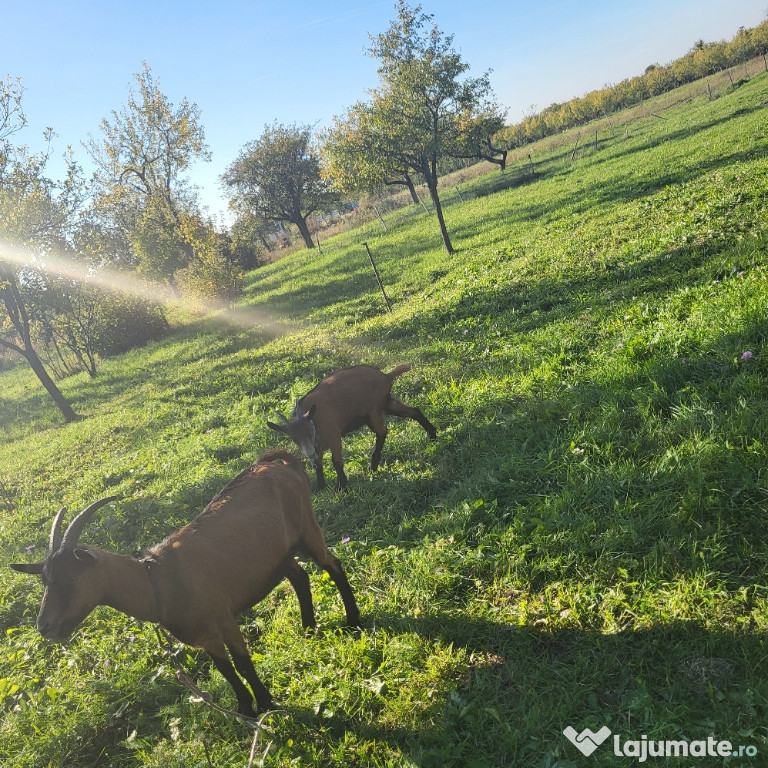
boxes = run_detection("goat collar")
[141,557,164,618]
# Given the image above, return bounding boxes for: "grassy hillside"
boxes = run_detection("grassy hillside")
[1,70,768,766]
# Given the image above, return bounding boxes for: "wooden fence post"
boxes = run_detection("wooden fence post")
[372,203,387,231]
[363,242,392,313]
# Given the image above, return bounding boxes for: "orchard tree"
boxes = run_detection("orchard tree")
[321,103,422,205]
[229,214,276,269]
[0,78,80,421]
[0,258,79,423]
[222,122,338,250]
[30,216,170,378]
[86,63,210,293]
[327,1,506,255]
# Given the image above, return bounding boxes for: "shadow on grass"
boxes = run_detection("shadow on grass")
[280,611,767,767]
[315,308,768,596]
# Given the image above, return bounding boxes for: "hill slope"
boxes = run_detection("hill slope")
[1,71,768,766]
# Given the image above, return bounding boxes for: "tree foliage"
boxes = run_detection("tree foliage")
[28,274,169,378]
[0,79,171,421]
[325,0,507,255]
[175,213,242,307]
[0,75,26,149]
[0,80,83,421]
[86,64,211,292]
[222,122,337,250]
[322,103,423,204]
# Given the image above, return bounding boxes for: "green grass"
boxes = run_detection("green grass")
[2,70,768,766]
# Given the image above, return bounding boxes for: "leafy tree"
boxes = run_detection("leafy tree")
[0,75,25,150]
[86,63,210,293]
[222,122,337,250]
[176,213,242,307]
[327,1,506,255]
[644,64,676,96]
[2,78,169,419]
[727,26,756,67]
[26,269,102,379]
[0,262,79,422]
[28,226,170,378]
[230,214,278,269]
[0,79,81,421]
[751,21,768,57]
[83,289,169,357]
[321,105,423,205]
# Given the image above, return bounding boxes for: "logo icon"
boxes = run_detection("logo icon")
[563,725,612,756]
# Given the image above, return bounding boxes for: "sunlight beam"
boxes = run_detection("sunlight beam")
[0,238,293,338]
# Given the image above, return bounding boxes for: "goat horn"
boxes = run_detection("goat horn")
[58,496,119,551]
[271,409,290,423]
[48,507,68,554]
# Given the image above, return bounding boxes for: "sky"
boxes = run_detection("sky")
[3,0,766,222]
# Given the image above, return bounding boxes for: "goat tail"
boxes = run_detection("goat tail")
[386,363,412,381]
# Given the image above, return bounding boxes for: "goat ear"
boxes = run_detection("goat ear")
[267,420,287,434]
[10,562,46,575]
[73,547,99,565]
[305,404,317,420]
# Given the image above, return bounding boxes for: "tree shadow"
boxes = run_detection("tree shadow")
[316,302,768,591]
[278,611,767,766]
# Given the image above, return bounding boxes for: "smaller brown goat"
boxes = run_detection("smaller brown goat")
[268,364,437,490]
[10,451,361,717]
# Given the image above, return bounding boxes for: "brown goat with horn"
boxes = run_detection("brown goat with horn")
[10,450,361,717]
[268,364,437,490]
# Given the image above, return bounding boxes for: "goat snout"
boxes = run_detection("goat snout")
[36,618,70,642]
[299,441,319,466]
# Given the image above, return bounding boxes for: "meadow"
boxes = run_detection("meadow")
[1,68,768,766]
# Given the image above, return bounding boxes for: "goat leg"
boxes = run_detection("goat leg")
[330,451,348,491]
[284,559,317,630]
[369,431,387,472]
[332,469,348,491]
[206,646,266,717]
[386,397,437,439]
[319,553,362,629]
[314,460,327,490]
[229,646,275,715]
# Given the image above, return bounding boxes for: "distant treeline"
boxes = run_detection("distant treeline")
[500,20,768,147]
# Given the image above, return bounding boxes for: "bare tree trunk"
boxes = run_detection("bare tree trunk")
[403,173,420,204]
[0,337,79,422]
[424,168,454,255]
[23,345,80,422]
[295,216,315,249]
[1,268,79,422]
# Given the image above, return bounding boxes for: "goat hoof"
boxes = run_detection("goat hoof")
[345,620,363,633]
[252,700,276,717]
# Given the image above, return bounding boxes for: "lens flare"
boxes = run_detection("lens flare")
[0,238,292,338]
